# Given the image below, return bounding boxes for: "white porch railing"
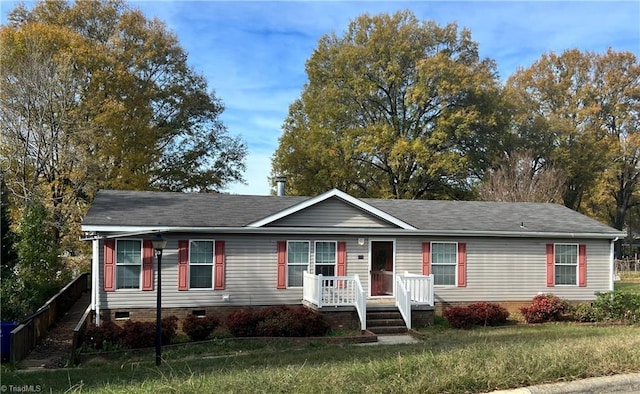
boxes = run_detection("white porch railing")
[353,275,366,331]
[395,272,435,329]
[396,276,412,329]
[303,271,367,330]
[302,271,320,306]
[402,272,435,305]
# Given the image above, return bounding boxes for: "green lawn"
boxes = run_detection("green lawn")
[615,280,640,293]
[2,324,639,394]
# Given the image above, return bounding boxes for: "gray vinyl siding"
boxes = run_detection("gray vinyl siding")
[396,237,612,303]
[99,235,370,309]
[98,235,613,310]
[268,198,394,228]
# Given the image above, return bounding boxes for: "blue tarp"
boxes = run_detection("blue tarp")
[1,321,18,362]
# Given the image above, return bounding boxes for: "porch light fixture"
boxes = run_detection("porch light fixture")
[152,233,167,366]
[358,238,365,246]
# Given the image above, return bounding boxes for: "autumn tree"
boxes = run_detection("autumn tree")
[272,11,507,199]
[0,0,246,253]
[507,49,640,230]
[0,199,68,320]
[1,175,18,280]
[590,50,640,231]
[479,151,566,203]
[0,21,94,253]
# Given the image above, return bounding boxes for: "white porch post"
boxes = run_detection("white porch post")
[92,238,100,326]
[317,274,323,308]
[610,237,618,292]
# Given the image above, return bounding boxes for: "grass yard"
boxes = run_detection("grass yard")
[619,271,640,281]
[616,279,640,293]
[2,323,639,394]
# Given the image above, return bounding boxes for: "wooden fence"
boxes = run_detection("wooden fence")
[71,305,93,364]
[10,272,90,363]
[615,258,640,275]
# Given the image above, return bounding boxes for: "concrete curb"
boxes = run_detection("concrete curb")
[489,372,640,393]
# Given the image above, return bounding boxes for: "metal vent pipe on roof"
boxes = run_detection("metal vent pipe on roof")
[275,176,286,196]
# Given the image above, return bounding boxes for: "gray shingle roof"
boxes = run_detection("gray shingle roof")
[365,198,617,235]
[82,189,621,237]
[82,190,306,227]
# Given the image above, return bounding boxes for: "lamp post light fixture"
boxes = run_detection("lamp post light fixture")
[151,233,167,366]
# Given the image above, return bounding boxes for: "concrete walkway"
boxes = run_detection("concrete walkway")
[19,291,90,370]
[356,334,420,345]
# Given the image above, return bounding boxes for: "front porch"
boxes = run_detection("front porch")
[302,271,435,330]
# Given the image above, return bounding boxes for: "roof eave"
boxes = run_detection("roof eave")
[81,225,624,240]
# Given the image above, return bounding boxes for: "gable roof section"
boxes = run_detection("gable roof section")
[266,198,395,228]
[247,189,417,229]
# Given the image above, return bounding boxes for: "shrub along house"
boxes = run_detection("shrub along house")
[81,187,623,331]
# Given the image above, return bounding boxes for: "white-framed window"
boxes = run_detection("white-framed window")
[287,241,309,287]
[555,244,578,285]
[431,242,457,286]
[116,239,142,289]
[314,241,336,276]
[189,240,214,289]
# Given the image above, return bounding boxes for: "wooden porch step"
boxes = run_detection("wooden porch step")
[367,311,402,320]
[366,306,407,334]
[366,317,404,325]
[367,326,408,334]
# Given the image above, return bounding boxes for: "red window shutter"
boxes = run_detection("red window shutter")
[142,240,154,291]
[178,240,189,291]
[214,240,225,290]
[457,243,467,287]
[337,242,347,276]
[422,242,431,275]
[578,244,587,287]
[277,241,287,289]
[103,239,116,292]
[546,244,555,287]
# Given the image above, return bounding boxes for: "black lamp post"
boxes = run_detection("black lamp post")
[151,233,167,366]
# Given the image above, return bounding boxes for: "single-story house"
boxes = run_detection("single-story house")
[81,187,624,330]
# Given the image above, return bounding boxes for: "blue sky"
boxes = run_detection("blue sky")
[2,1,639,196]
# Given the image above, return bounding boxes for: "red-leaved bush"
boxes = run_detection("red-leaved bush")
[120,321,155,348]
[520,294,569,323]
[84,320,123,350]
[226,306,329,337]
[182,314,220,341]
[443,302,510,329]
[120,316,178,348]
[226,309,264,337]
[468,302,510,326]
[162,316,179,341]
[443,306,479,329]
